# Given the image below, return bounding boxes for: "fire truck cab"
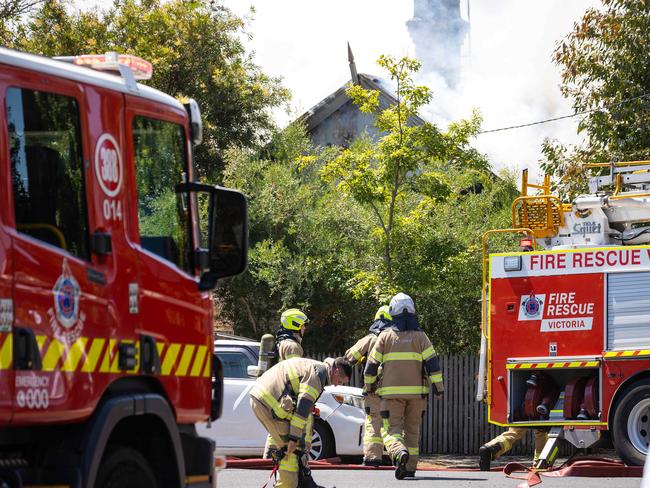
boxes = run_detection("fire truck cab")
[480,163,650,467]
[0,48,247,487]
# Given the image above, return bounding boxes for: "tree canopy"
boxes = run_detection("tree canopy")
[2,0,289,180]
[541,0,650,199]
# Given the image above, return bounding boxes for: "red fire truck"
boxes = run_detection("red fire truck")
[479,163,650,468]
[0,48,247,487]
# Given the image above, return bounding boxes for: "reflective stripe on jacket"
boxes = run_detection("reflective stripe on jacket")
[345,334,377,367]
[250,357,328,440]
[364,329,444,399]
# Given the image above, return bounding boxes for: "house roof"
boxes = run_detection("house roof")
[298,72,427,134]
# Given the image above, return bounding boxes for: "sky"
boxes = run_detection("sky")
[222,0,601,180]
[80,0,602,180]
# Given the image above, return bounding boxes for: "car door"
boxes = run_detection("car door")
[212,347,266,450]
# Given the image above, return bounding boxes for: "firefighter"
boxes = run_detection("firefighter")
[265,309,316,468]
[344,305,392,467]
[263,309,319,485]
[276,308,309,361]
[364,293,444,480]
[249,356,353,488]
[478,427,548,471]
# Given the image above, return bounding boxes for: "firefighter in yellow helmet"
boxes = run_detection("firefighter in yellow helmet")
[264,309,309,458]
[250,357,353,488]
[277,308,309,361]
[345,305,392,467]
[264,308,320,486]
[364,293,444,480]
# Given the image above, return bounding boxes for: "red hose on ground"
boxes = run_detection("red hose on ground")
[503,456,643,488]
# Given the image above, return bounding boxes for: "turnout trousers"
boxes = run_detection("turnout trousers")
[250,397,299,488]
[380,397,427,472]
[363,393,384,462]
[264,414,313,459]
[484,427,548,461]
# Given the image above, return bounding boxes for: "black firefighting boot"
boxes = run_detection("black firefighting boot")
[362,458,382,467]
[297,451,330,488]
[394,449,409,480]
[478,443,501,471]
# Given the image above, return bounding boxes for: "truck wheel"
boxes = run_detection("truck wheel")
[96,446,158,488]
[612,382,650,466]
[309,421,335,461]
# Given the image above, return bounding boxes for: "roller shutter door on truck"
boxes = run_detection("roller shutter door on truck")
[607,272,650,350]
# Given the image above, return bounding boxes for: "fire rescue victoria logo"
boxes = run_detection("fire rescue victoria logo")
[48,260,85,343]
[518,292,546,321]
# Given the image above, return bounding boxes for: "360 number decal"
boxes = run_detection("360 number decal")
[95,133,124,221]
[94,133,123,198]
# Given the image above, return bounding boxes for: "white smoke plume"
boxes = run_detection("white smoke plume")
[415,0,602,179]
[224,0,601,181]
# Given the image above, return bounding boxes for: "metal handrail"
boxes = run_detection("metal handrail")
[583,160,650,169]
[477,228,534,403]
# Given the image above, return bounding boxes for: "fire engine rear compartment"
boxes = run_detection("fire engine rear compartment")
[508,363,601,424]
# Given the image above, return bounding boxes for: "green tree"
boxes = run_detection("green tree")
[220,123,378,351]
[542,0,650,198]
[3,0,289,180]
[0,0,43,20]
[320,55,487,293]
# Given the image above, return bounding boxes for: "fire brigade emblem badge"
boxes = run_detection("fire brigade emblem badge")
[48,260,85,343]
[518,292,546,321]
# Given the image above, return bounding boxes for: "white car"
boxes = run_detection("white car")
[197,339,365,460]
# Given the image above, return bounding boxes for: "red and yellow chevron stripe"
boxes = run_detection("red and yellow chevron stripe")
[0,333,12,370]
[0,333,210,377]
[604,350,650,359]
[506,360,599,370]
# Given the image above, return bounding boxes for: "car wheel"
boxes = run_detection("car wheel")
[612,382,650,466]
[309,421,335,461]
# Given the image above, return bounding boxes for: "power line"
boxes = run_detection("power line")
[477,92,650,135]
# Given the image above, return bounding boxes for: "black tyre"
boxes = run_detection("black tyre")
[96,446,158,488]
[309,421,335,461]
[612,382,650,466]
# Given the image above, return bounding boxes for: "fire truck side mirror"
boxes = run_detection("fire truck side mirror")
[204,186,248,284]
[175,182,248,291]
[184,99,203,146]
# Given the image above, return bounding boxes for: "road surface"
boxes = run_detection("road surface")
[218,468,641,487]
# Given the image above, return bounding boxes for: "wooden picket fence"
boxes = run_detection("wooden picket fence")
[310,352,576,456]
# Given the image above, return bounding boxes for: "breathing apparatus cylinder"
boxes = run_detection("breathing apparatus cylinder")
[257,333,275,376]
